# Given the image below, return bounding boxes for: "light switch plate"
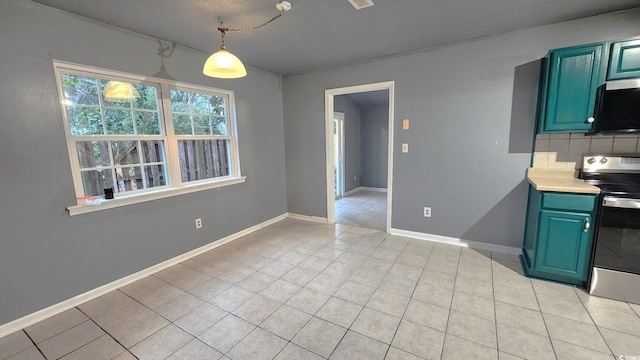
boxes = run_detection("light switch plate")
[402,119,409,130]
[402,143,409,153]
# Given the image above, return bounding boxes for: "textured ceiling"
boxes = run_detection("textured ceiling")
[30,0,640,75]
[343,90,389,107]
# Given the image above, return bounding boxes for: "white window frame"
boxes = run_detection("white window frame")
[54,61,245,216]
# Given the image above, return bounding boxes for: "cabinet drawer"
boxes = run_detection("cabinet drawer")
[541,193,596,212]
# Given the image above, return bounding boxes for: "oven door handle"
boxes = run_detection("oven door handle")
[603,196,640,209]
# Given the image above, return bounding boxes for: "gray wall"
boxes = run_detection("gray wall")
[283,9,640,248]
[0,0,287,325]
[360,104,389,189]
[334,96,361,193]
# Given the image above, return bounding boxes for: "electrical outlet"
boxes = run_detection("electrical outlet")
[423,207,431,218]
[195,218,202,229]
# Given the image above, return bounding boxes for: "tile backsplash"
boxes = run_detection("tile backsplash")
[533,133,640,169]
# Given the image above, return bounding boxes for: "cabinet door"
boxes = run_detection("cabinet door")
[535,210,592,280]
[608,39,640,80]
[541,44,603,133]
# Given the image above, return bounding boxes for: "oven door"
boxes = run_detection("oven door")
[590,197,640,304]
[595,197,640,274]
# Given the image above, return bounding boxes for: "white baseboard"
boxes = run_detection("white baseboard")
[359,187,387,193]
[343,187,360,197]
[287,213,329,224]
[0,213,288,338]
[390,228,521,256]
[343,186,388,197]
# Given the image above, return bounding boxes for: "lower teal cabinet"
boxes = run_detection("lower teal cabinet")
[535,210,592,280]
[521,186,598,287]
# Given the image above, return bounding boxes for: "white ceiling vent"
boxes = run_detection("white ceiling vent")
[348,0,374,10]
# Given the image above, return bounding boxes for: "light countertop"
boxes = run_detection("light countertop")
[527,168,600,194]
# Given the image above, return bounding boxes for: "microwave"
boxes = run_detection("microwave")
[592,79,640,134]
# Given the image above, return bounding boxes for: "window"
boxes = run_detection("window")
[54,62,242,206]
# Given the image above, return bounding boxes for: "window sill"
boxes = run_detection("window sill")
[67,176,246,216]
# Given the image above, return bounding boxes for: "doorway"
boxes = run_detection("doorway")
[334,112,345,199]
[324,81,394,233]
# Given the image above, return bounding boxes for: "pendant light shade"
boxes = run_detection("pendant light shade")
[203,1,291,79]
[203,46,247,79]
[103,81,140,101]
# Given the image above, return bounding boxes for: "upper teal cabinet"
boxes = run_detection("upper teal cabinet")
[608,38,640,80]
[538,43,605,133]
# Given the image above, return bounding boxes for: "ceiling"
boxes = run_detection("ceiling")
[31,0,640,75]
[343,90,389,107]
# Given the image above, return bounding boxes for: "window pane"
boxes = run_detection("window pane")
[115,166,143,193]
[144,165,167,187]
[80,170,114,197]
[178,139,230,182]
[67,107,103,135]
[111,141,139,166]
[170,89,228,135]
[193,115,211,135]
[76,141,111,168]
[61,74,100,106]
[173,114,192,135]
[132,84,158,110]
[170,90,190,112]
[105,109,134,135]
[191,93,211,114]
[212,116,227,135]
[141,140,165,163]
[211,95,226,116]
[135,111,160,135]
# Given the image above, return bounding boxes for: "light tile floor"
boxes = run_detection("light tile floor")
[2,218,640,359]
[336,190,386,231]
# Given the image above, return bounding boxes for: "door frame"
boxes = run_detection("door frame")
[333,112,345,199]
[324,81,395,233]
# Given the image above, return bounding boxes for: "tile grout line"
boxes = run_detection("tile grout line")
[74,306,139,359]
[369,232,415,359]
[438,248,463,359]
[490,253,500,358]
[574,288,618,358]
[530,278,560,360]
[21,329,47,360]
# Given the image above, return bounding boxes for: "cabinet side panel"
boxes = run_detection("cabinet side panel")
[522,186,540,267]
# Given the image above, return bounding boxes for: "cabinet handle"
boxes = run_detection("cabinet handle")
[584,218,590,232]
[586,117,595,124]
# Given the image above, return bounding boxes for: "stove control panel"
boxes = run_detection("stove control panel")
[583,154,640,172]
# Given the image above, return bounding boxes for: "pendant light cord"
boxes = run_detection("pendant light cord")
[219,10,286,34]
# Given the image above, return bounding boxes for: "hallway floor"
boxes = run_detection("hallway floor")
[1,218,640,359]
[336,190,386,231]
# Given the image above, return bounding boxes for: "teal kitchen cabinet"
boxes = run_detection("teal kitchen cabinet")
[608,38,640,80]
[521,188,598,286]
[537,43,605,134]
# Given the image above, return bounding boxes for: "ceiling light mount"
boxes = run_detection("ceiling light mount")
[152,39,176,80]
[203,1,292,79]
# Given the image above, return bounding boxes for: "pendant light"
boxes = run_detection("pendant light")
[202,1,292,79]
[203,25,247,78]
